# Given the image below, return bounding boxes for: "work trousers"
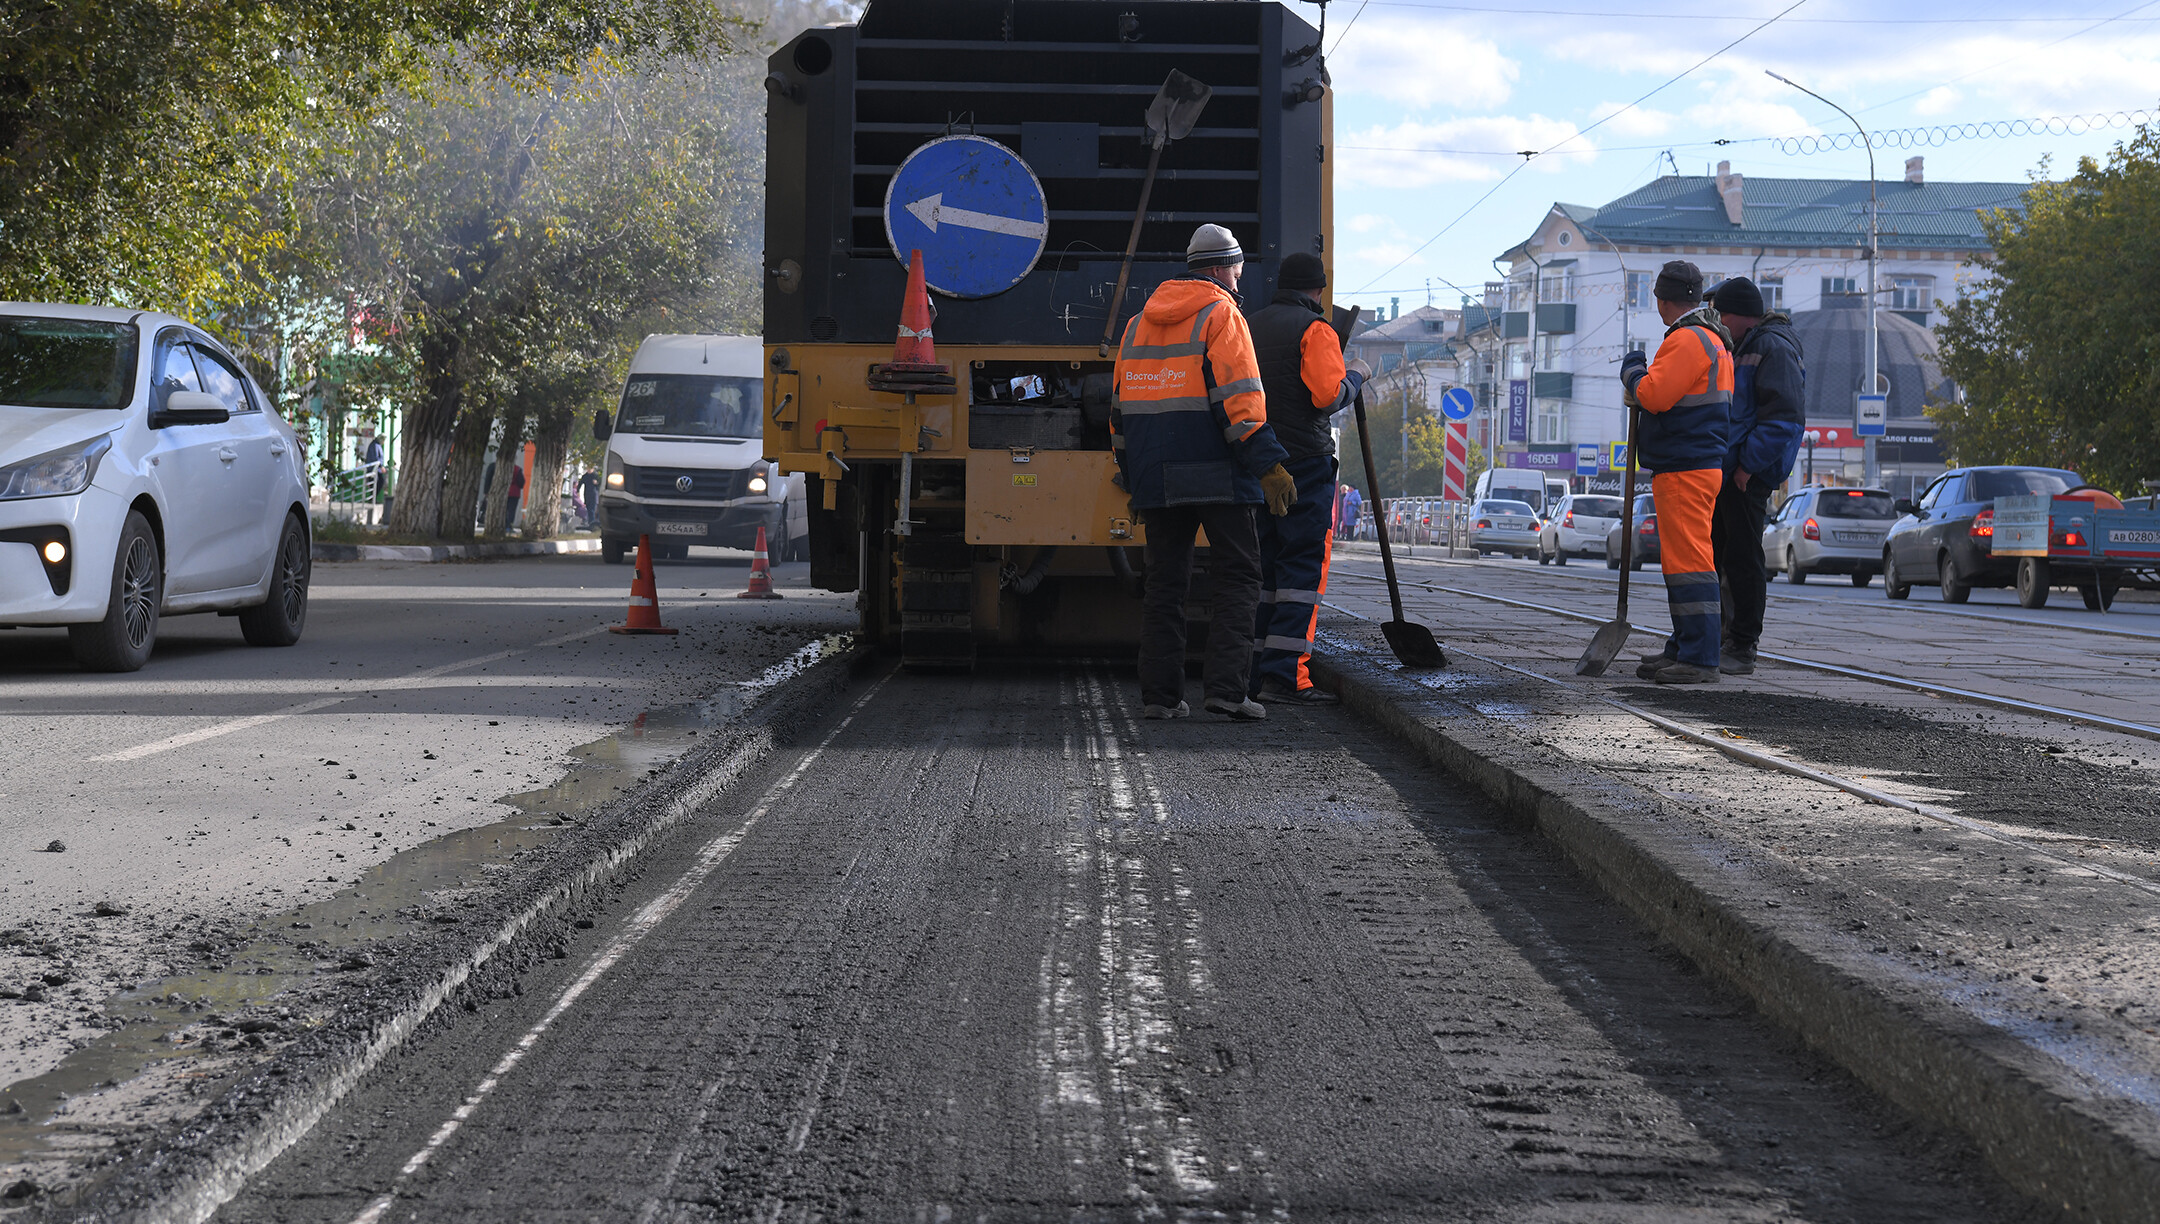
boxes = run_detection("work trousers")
[1252,454,1338,694]
[1649,469,1722,668]
[1139,502,1263,709]
[1710,476,1772,651]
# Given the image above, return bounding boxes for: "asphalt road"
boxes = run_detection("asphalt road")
[217,664,2037,1223]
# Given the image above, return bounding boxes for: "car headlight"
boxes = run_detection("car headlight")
[605,452,626,489]
[747,474,769,494]
[0,435,112,500]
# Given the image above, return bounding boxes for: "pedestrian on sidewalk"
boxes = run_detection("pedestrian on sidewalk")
[504,462,526,529]
[1111,224,1296,723]
[1245,251,1369,705]
[1339,482,1362,542]
[578,468,601,529]
[1707,277,1805,676]
[1619,260,1733,685]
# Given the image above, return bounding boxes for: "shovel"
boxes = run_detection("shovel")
[1576,406,1642,675]
[1350,381,1446,668]
[1098,70,1212,357]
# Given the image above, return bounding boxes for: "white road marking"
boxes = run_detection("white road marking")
[89,628,604,762]
[346,672,889,1224]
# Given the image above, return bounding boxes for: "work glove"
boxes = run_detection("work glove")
[1619,348,1648,394]
[1345,357,1371,381]
[1261,463,1297,517]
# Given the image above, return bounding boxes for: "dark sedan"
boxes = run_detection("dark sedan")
[1604,492,1659,570]
[1882,465,2081,602]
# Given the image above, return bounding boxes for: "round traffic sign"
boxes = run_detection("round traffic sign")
[1439,387,1476,421]
[883,136,1048,299]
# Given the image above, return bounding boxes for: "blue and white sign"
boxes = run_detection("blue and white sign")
[1576,443,1599,476]
[1439,386,1476,421]
[883,135,1049,299]
[1855,392,1888,437]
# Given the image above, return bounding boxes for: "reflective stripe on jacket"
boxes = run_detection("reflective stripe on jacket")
[1111,278,1288,508]
[1631,310,1733,474]
[1249,291,1348,462]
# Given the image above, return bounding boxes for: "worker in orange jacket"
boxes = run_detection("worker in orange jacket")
[1112,224,1296,722]
[1618,260,1733,684]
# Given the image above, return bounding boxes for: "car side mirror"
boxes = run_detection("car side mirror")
[1892,498,1915,516]
[592,408,612,441]
[152,390,231,428]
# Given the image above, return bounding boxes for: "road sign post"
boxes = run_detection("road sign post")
[1855,393,1887,438]
[1439,387,1475,422]
[1443,421,1468,501]
[1575,443,1598,476]
[883,136,1049,299]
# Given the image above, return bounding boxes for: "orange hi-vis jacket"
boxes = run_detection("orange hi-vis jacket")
[1628,308,1733,474]
[1111,277,1288,508]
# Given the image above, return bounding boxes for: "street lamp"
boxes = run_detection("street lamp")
[1768,70,1879,488]
[1802,428,1820,486]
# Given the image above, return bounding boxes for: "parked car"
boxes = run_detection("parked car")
[1763,486,1897,586]
[1605,492,1659,569]
[1469,499,1540,558]
[0,304,312,671]
[1538,493,1623,566]
[1881,465,2081,602]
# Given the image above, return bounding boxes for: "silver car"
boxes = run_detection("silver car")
[1537,493,1623,566]
[1762,486,1898,586]
[1470,499,1541,559]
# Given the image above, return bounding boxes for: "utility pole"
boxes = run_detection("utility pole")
[1769,71,1878,487]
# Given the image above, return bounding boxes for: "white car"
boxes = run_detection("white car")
[0,304,311,671]
[1537,493,1623,566]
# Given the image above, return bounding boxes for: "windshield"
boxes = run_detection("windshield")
[1815,489,1899,521]
[1480,500,1536,517]
[1571,497,1622,518]
[1968,468,2078,501]
[0,317,139,410]
[616,373,761,438]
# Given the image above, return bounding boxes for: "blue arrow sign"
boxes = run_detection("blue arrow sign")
[884,136,1049,300]
[1439,386,1476,421]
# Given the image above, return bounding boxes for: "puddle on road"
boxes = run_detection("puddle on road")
[0,634,851,1177]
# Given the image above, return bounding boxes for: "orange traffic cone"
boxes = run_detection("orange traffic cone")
[608,534,679,635]
[867,249,955,393]
[738,525,784,600]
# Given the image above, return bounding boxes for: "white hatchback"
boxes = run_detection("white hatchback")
[0,304,312,671]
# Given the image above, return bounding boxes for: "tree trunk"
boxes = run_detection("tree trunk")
[523,395,578,541]
[481,409,527,537]
[384,332,462,537]
[440,402,496,541]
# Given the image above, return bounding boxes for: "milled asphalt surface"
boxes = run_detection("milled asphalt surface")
[215,664,2038,1223]
[0,548,853,1204]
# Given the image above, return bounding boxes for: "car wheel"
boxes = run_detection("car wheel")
[2015,557,2050,609]
[1607,553,1620,570]
[1538,543,1552,565]
[238,515,310,647]
[69,511,161,673]
[1784,548,1807,584]
[1938,554,1971,604]
[1883,552,1910,600]
[602,536,626,565]
[2081,579,2119,612]
[1554,547,1568,567]
[1850,570,1871,589]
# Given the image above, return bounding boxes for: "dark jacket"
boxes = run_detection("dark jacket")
[1726,312,1805,487]
[1110,277,1288,509]
[1247,290,1350,462]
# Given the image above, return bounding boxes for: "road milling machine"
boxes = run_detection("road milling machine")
[762,0,1332,667]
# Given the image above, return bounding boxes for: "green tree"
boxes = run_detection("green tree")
[1339,371,1483,499]
[1934,134,2160,492]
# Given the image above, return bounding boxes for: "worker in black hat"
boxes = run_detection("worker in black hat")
[1707,275,1804,675]
[1243,252,1369,703]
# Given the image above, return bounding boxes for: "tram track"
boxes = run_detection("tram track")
[1331,565,2160,744]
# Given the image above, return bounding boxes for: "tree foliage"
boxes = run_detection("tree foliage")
[1934,133,2160,492]
[1339,372,1484,499]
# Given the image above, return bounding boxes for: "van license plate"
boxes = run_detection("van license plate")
[655,521,706,536]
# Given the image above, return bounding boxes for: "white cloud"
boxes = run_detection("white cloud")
[1586,101,1677,140]
[1913,86,1962,117]
[1346,213,1401,236]
[1330,15,1518,111]
[1338,115,1594,189]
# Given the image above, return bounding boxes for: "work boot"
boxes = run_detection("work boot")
[1635,652,1679,681]
[1720,645,1758,676]
[1256,683,1339,706]
[1652,662,1720,685]
[1143,701,1190,720]
[1204,696,1267,722]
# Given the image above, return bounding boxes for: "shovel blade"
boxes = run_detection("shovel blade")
[1574,618,1632,676]
[1144,70,1212,143]
[1383,620,1447,670]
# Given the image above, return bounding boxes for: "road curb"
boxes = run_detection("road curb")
[311,538,600,562]
[1313,647,2160,1224]
[68,638,880,1224]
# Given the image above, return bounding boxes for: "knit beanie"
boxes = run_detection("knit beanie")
[1653,259,1704,304]
[1186,224,1244,272]
[1278,251,1326,290]
[1710,275,1765,317]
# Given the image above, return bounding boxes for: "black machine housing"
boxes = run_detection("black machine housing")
[763,0,1328,347]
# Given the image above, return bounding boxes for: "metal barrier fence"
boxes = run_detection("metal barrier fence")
[1347,498,1470,550]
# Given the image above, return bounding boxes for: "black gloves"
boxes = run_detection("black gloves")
[1619,348,1648,392]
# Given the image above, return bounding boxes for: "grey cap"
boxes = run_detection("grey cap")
[1186,224,1244,272]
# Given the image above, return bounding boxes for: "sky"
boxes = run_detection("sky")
[1309,0,2160,319]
